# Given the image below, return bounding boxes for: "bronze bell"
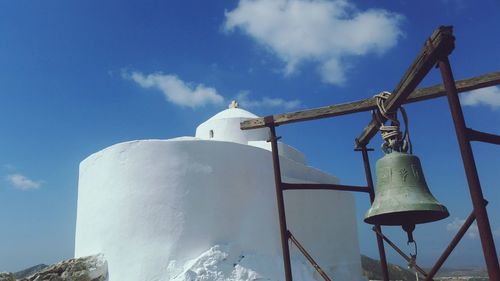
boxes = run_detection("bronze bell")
[364,151,449,225]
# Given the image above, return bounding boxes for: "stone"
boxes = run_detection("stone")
[20,254,107,281]
[0,272,15,281]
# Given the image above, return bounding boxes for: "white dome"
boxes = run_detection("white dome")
[195,103,306,164]
[195,107,270,144]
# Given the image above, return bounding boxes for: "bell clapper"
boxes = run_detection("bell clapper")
[402,224,416,244]
[404,224,419,281]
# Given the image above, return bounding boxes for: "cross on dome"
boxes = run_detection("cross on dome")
[229,100,239,109]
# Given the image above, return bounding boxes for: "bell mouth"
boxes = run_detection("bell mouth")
[364,209,449,226]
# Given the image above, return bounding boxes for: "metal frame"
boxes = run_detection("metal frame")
[241,26,500,281]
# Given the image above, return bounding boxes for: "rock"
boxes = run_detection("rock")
[14,265,48,280]
[20,254,107,281]
[361,255,416,281]
[0,272,15,281]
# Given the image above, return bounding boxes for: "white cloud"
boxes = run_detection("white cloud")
[447,217,500,239]
[224,0,403,85]
[461,86,500,110]
[6,173,41,190]
[447,217,479,239]
[123,71,224,108]
[236,91,301,109]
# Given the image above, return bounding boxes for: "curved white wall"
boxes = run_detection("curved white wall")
[75,139,365,281]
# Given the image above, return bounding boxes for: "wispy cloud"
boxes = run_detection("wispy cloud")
[123,71,224,108]
[447,218,479,239]
[224,0,403,85]
[461,86,500,110]
[6,173,42,190]
[236,91,301,109]
[447,217,500,239]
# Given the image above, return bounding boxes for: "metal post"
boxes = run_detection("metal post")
[359,147,390,281]
[438,57,500,280]
[268,121,293,281]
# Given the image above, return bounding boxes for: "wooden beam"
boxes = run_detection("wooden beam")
[281,183,370,193]
[355,26,455,147]
[240,71,500,130]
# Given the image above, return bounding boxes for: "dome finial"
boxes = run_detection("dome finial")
[229,100,239,109]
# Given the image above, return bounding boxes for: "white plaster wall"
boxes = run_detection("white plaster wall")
[75,139,365,281]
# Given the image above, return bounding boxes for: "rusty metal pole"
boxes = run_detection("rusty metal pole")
[359,147,390,281]
[438,57,500,280]
[267,120,293,281]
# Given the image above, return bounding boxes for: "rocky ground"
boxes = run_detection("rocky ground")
[0,254,107,281]
[1,254,488,281]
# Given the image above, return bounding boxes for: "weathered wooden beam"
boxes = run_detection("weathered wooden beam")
[281,183,370,193]
[404,71,500,103]
[240,71,500,130]
[355,26,455,147]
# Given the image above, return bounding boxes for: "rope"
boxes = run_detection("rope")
[373,91,413,154]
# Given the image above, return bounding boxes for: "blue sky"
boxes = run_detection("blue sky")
[1,0,499,272]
